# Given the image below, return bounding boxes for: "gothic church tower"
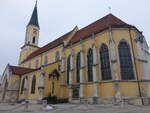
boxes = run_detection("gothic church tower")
[19,2,40,64]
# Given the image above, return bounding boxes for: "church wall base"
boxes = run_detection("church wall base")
[69,96,150,105]
[2,91,18,103]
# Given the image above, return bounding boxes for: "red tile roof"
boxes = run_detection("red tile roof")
[9,65,35,75]
[21,13,133,64]
[21,30,73,63]
[69,13,131,44]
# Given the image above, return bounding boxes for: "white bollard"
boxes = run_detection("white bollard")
[42,100,47,108]
[24,101,29,112]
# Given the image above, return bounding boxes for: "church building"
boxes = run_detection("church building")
[1,2,150,105]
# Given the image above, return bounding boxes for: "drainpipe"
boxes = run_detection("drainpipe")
[129,27,144,105]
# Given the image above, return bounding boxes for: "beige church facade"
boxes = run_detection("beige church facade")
[1,3,150,105]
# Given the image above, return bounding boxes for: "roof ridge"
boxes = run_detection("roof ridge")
[44,29,74,46]
[78,13,128,32]
[69,13,131,44]
[21,28,74,64]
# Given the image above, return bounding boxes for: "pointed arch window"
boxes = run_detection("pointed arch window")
[118,41,135,80]
[55,51,60,61]
[100,44,112,80]
[32,37,36,44]
[21,78,25,94]
[76,52,81,83]
[67,55,71,84]
[31,75,36,94]
[87,48,93,82]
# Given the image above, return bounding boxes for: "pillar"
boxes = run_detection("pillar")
[109,27,121,102]
[38,73,45,100]
[24,77,29,99]
[92,45,98,101]
[60,51,65,98]
[79,48,84,99]
[69,48,74,102]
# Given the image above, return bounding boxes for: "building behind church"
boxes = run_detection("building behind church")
[1,3,150,105]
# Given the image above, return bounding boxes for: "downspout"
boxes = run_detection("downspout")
[129,27,144,105]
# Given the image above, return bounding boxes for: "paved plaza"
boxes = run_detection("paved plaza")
[0,103,150,113]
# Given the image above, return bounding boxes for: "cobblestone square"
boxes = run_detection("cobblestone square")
[0,103,150,113]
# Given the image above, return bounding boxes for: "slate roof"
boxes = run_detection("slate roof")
[28,4,39,27]
[22,13,134,64]
[9,65,35,75]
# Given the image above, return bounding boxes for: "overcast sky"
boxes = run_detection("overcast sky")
[0,0,150,75]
